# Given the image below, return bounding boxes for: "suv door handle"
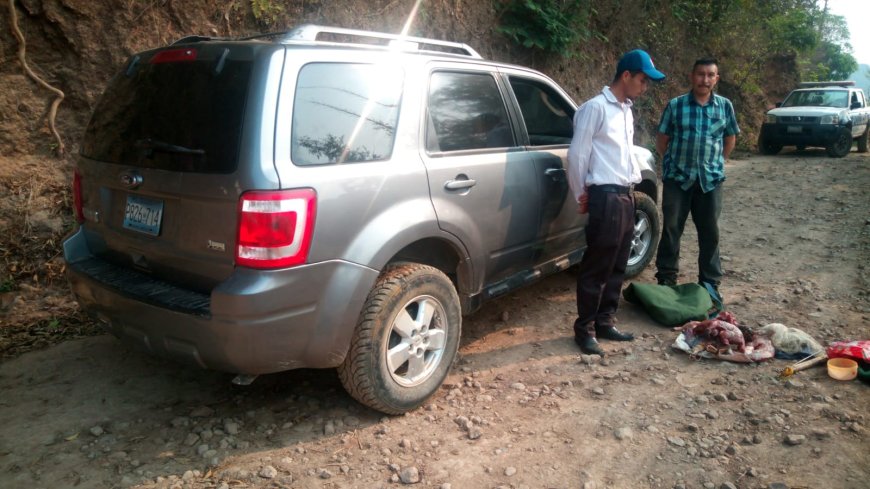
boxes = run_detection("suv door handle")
[545,168,565,179]
[444,178,477,190]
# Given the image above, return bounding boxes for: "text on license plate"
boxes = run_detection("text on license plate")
[123,195,164,236]
[787,125,802,133]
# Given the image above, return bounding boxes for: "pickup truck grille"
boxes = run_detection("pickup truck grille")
[778,116,819,124]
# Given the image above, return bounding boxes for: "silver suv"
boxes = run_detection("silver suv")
[64,25,660,414]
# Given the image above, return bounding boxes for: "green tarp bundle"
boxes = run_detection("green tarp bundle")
[623,283,715,326]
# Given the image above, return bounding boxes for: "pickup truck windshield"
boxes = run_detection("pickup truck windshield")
[782,90,848,108]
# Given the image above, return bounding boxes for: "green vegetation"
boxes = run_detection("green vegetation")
[249,0,284,27]
[495,0,602,56]
[804,13,857,81]
[0,277,14,293]
[645,0,856,89]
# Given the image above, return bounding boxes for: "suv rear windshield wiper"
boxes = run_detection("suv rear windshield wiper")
[135,138,205,156]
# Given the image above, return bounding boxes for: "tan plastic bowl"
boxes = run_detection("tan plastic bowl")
[827,358,858,381]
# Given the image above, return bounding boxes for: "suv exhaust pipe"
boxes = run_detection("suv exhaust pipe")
[231,374,258,386]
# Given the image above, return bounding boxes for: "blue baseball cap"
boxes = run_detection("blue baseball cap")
[616,49,666,81]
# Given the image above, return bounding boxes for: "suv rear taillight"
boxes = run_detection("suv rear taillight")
[235,189,317,269]
[73,169,84,223]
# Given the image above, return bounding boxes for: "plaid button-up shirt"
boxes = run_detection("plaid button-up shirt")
[658,92,740,192]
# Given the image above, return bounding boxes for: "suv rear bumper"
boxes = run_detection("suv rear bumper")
[63,228,377,374]
[760,122,844,147]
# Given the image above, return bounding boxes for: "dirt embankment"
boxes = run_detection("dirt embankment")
[1,150,868,489]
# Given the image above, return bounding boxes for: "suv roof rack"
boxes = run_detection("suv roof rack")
[168,25,483,59]
[279,24,483,59]
[797,80,855,88]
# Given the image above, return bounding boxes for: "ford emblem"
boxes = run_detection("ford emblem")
[120,172,143,189]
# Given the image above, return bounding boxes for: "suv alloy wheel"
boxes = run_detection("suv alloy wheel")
[338,263,461,414]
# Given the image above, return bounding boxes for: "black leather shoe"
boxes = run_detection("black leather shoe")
[596,326,635,342]
[575,336,605,355]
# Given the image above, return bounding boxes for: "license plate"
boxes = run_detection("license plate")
[123,195,164,236]
[787,125,802,133]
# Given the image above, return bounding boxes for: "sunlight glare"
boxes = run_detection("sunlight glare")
[337,0,423,164]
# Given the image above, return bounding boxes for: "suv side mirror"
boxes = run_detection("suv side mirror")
[775,102,782,108]
[851,101,862,110]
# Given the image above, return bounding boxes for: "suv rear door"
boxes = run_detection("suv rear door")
[76,43,284,291]
[421,64,541,291]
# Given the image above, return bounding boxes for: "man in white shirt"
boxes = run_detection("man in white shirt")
[568,49,665,355]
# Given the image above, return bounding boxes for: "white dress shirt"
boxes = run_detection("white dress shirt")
[567,86,642,203]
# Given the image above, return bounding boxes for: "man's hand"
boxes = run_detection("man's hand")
[577,193,589,214]
[656,132,671,158]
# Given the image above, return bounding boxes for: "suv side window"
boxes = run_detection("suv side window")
[508,77,574,146]
[426,71,514,152]
[292,63,403,165]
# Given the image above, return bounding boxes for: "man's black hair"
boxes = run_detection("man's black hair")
[693,57,718,71]
[612,70,643,84]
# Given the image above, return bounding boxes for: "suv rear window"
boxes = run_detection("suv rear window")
[291,63,404,165]
[81,49,252,173]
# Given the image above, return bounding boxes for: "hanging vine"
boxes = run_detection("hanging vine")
[7,0,65,157]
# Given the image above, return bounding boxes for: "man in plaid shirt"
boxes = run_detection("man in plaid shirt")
[655,57,739,293]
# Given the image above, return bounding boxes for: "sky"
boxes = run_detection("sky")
[825,0,870,66]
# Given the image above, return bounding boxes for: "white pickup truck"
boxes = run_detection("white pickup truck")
[758,81,870,157]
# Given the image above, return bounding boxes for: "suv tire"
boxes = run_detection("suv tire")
[857,127,869,153]
[757,133,782,155]
[625,192,660,278]
[338,263,461,414]
[826,128,853,157]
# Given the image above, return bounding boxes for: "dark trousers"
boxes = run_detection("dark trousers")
[655,178,723,286]
[574,187,635,338]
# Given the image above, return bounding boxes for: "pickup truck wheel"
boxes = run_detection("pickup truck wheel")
[625,192,660,278]
[338,263,461,414]
[857,127,869,153]
[757,133,782,155]
[826,128,853,157]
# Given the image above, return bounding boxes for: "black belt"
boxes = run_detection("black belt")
[590,184,632,195]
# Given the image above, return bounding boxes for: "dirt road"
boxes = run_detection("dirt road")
[1,150,868,489]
